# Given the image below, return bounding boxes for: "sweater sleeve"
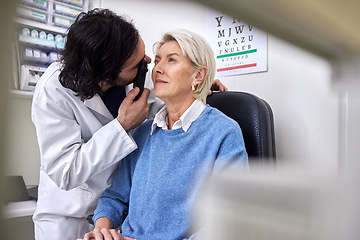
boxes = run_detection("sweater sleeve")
[183,124,248,240]
[93,121,152,228]
[214,120,248,172]
[93,154,134,228]
[185,119,248,240]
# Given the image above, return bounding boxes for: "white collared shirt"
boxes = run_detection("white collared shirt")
[151,99,206,135]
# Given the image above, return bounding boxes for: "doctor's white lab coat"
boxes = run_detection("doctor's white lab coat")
[31,62,162,240]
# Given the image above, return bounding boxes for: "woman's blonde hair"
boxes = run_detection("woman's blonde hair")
[153,30,216,104]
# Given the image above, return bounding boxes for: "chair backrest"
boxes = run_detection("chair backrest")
[207,91,276,163]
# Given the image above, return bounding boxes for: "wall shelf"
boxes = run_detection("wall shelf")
[12,0,91,96]
[19,35,65,50]
[14,17,67,34]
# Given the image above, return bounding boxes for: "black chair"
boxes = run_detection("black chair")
[207,91,276,164]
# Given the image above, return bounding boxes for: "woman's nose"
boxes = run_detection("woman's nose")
[152,58,163,73]
[153,62,164,74]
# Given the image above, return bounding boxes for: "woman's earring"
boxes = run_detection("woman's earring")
[192,85,196,91]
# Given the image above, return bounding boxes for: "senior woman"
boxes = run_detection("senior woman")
[82,30,248,240]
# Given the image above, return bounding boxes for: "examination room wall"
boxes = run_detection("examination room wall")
[5,0,339,186]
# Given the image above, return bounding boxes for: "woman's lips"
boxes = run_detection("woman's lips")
[155,79,168,84]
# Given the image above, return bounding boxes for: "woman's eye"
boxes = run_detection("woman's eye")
[169,58,175,62]
[154,60,159,65]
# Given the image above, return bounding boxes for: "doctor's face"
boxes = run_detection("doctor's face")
[115,37,151,87]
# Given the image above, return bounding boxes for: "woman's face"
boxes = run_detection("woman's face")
[152,40,196,103]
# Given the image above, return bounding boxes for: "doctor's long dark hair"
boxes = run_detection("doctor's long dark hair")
[59,8,139,100]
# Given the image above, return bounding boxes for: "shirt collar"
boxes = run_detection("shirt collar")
[151,99,206,135]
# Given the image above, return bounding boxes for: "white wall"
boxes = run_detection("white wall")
[6,95,40,185]
[5,0,340,185]
[101,0,340,171]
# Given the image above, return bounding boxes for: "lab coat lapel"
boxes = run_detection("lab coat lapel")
[84,94,114,120]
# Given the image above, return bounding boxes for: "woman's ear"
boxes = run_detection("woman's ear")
[193,66,208,86]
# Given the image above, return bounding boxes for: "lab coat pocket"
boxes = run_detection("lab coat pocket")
[38,172,93,218]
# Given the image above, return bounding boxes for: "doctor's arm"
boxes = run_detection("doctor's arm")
[32,90,137,191]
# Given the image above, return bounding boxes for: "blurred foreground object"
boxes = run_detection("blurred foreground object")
[197,165,360,240]
[189,1,360,238]
[194,0,360,60]
[193,0,360,182]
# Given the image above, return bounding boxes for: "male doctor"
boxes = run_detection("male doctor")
[31,8,226,240]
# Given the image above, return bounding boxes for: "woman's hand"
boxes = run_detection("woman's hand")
[82,217,136,240]
[83,227,119,240]
[209,79,228,95]
[82,228,136,240]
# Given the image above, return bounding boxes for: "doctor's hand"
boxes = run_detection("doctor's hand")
[208,79,228,95]
[117,87,150,132]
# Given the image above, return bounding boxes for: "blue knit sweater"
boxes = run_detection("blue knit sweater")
[93,106,248,240]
